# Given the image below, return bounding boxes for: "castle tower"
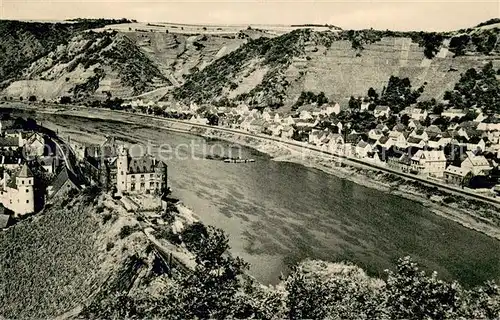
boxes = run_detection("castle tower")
[15,163,34,216]
[116,145,128,193]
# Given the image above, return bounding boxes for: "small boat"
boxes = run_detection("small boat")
[223,158,255,163]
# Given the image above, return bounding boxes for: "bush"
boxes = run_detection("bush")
[59,96,72,104]
[118,225,137,239]
[28,95,37,102]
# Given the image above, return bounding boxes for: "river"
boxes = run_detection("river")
[35,112,500,287]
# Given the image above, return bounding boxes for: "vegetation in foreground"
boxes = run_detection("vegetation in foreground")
[82,222,500,320]
[0,188,103,319]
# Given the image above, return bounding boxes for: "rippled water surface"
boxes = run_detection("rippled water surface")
[37,113,500,286]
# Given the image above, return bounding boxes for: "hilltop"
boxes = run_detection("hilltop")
[0,19,498,109]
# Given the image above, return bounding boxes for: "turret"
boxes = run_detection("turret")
[116,145,128,193]
[15,163,34,216]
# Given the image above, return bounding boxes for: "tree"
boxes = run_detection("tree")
[386,257,462,319]
[60,96,72,104]
[28,95,37,102]
[367,87,379,100]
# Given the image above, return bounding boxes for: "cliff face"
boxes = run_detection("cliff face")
[0,20,170,101]
[0,20,498,107]
[170,27,500,108]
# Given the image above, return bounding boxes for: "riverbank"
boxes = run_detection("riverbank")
[7,104,500,241]
[196,127,500,241]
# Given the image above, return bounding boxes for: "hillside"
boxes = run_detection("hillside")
[0,19,170,101]
[169,27,500,108]
[0,19,498,107]
[0,188,156,319]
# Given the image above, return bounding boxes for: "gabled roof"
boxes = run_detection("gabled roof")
[357,140,369,148]
[464,151,490,167]
[18,163,33,178]
[445,165,470,177]
[378,136,390,144]
[50,167,81,198]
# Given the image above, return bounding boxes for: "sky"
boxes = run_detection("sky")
[0,0,499,31]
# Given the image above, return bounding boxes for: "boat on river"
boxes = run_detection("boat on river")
[205,155,255,163]
[223,158,255,163]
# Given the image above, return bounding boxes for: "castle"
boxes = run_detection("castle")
[83,137,167,195]
[0,163,34,217]
[116,145,166,194]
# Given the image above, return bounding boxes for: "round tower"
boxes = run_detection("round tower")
[15,163,34,216]
[116,145,128,193]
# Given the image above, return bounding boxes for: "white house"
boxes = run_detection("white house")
[444,165,470,186]
[368,129,384,141]
[388,131,408,149]
[324,103,341,116]
[281,126,295,139]
[410,150,447,177]
[461,151,492,176]
[403,107,428,121]
[299,110,314,120]
[360,101,371,112]
[374,105,391,118]
[442,109,466,119]
[0,164,35,217]
[355,140,372,158]
[283,116,296,126]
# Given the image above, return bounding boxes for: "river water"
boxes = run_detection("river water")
[36,113,500,287]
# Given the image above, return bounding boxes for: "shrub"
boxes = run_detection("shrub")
[118,225,137,239]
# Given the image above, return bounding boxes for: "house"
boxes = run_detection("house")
[326,134,344,150]
[360,101,371,112]
[47,167,81,200]
[403,107,428,121]
[408,119,422,130]
[407,136,427,149]
[299,110,314,120]
[324,103,341,116]
[116,145,167,194]
[283,116,296,126]
[38,156,57,174]
[466,137,486,152]
[444,165,470,186]
[409,128,429,141]
[0,163,35,217]
[367,129,383,141]
[461,151,492,176]
[22,132,45,158]
[392,123,407,132]
[442,109,466,119]
[375,124,390,133]
[355,140,372,158]
[388,131,408,149]
[189,115,208,125]
[281,126,294,139]
[308,129,323,145]
[410,150,447,177]
[376,136,393,149]
[269,124,283,137]
[388,152,412,173]
[374,105,390,118]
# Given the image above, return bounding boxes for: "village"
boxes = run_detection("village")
[116,94,500,197]
[0,114,168,229]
